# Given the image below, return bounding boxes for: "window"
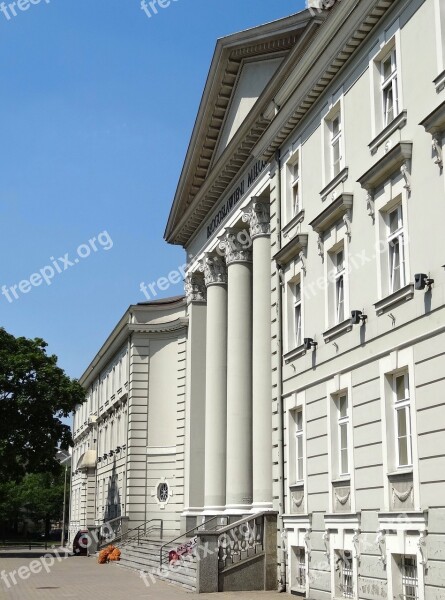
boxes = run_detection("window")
[335,248,346,324]
[381,48,399,127]
[291,161,301,216]
[294,282,303,347]
[393,373,412,468]
[295,409,304,482]
[331,112,342,178]
[337,395,350,476]
[394,555,419,600]
[296,547,306,589]
[387,204,406,293]
[157,482,169,503]
[338,551,354,599]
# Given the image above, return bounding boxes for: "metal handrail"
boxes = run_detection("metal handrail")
[159,515,221,565]
[98,518,163,549]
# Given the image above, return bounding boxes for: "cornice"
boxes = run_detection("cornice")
[128,318,189,335]
[254,0,397,162]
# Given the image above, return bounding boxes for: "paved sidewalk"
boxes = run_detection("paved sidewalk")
[0,549,282,599]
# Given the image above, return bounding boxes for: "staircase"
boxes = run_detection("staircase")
[118,538,198,591]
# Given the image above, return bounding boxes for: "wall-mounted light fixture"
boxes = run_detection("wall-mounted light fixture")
[351,310,367,325]
[304,338,318,351]
[414,273,434,291]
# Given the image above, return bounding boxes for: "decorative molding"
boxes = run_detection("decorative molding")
[358,142,413,192]
[299,251,307,276]
[368,110,408,155]
[343,210,352,240]
[374,283,414,316]
[282,208,305,239]
[323,318,353,343]
[274,234,309,267]
[353,528,361,562]
[432,135,443,169]
[317,234,324,262]
[184,273,207,304]
[320,167,349,202]
[376,529,386,566]
[200,255,227,287]
[219,229,253,265]
[242,198,271,239]
[401,163,412,193]
[323,531,330,564]
[366,190,375,223]
[309,193,354,235]
[417,530,428,568]
[420,101,445,169]
[292,494,304,508]
[392,485,414,504]
[304,528,312,561]
[334,489,351,506]
[434,70,445,93]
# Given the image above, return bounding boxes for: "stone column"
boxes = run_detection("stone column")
[243,199,273,511]
[183,272,207,526]
[221,229,253,512]
[201,256,228,513]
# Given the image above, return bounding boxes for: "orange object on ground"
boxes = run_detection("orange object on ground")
[98,545,117,564]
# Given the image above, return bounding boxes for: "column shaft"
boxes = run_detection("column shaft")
[226,260,253,510]
[204,283,228,511]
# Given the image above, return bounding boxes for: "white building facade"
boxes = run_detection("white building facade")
[165,1,445,598]
[69,297,188,543]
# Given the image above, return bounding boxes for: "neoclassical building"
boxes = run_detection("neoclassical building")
[164,0,445,598]
[69,297,188,542]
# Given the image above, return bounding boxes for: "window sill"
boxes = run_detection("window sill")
[332,477,351,485]
[374,283,414,316]
[289,482,305,490]
[284,344,307,363]
[368,110,407,155]
[282,209,305,239]
[434,69,445,94]
[320,167,349,202]
[290,585,306,596]
[323,319,353,343]
[387,467,413,478]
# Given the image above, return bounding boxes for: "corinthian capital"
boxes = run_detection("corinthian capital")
[184,272,206,304]
[219,229,252,266]
[242,198,270,239]
[200,255,227,287]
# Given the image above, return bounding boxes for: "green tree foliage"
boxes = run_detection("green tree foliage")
[0,327,85,481]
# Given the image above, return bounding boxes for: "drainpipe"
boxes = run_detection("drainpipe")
[274,149,286,592]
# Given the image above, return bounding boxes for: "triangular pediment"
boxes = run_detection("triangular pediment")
[214,56,284,161]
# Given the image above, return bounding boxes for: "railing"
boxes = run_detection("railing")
[0,542,53,551]
[95,517,163,549]
[216,513,265,571]
[159,515,221,566]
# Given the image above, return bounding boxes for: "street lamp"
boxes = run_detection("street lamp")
[57,450,71,548]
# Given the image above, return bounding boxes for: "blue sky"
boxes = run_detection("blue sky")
[0,0,306,380]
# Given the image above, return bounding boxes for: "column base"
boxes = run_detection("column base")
[224,504,253,515]
[250,502,274,513]
[202,506,226,516]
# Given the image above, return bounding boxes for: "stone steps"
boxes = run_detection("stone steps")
[118,539,197,592]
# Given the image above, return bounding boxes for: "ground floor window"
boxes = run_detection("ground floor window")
[291,546,306,592]
[399,555,419,600]
[336,550,353,598]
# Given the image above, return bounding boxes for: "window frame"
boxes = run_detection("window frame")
[337,394,350,477]
[387,203,406,294]
[294,281,303,348]
[380,47,399,128]
[334,248,346,324]
[295,408,304,483]
[330,111,343,179]
[393,372,413,469]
